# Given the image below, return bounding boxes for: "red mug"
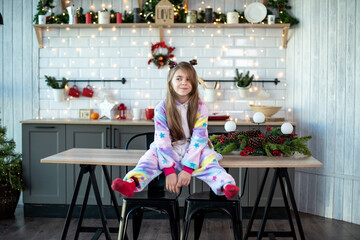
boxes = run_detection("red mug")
[145,108,154,120]
[82,85,94,98]
[68,85,80,98]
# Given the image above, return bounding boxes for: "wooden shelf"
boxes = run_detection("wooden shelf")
[33,23,290,48]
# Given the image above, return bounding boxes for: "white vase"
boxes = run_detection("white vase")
[52,88,65,102]
[204,89,216,102]
[38,15,46,24]
[98,12,110,24]
[237,87,249,99]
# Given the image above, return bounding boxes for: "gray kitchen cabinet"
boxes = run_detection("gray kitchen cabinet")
[65,125,112,205]
[22,124,66,204]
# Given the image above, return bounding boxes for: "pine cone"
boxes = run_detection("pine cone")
[244,129,262,138]
[231,131,246,139]
[266,135,282,144]
[248,137,266,149]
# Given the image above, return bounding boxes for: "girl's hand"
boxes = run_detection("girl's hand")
[176,170,191,188]
[166,173,179,194]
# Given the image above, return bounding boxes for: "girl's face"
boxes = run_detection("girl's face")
[171,68,193,103]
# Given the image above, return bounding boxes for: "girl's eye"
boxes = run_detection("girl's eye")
[176,78,181,81]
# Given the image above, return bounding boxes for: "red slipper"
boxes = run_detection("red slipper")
[111,178,135,198]
[224,184,239,199]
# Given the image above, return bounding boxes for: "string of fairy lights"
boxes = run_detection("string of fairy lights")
[38,1,292,121]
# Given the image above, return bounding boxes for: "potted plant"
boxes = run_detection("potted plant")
[0,117,25,218]
[234,69,254,99]
[33,0,55,24]
[45,75,68,102]
[98,8,110,24]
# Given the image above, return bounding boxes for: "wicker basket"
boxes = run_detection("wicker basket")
[249,104,282,117]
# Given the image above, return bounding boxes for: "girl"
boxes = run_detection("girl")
[111,61,239,199]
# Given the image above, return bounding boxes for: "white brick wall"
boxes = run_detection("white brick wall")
[39,26,288,120]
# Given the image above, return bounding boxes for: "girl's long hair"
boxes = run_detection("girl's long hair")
[165,62,199,142]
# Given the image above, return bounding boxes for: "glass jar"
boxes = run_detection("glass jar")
[186,10,197,23]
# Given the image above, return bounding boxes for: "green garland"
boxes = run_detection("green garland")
[209,126,312,157]
[266,0,299,26]
[142,0,186,23]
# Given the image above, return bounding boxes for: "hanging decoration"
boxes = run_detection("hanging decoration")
[142,0,186,23]
[209,126,312,157]
[148,41,176,69]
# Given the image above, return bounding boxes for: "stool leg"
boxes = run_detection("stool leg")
[165,202,180,240]
[132,209,144,240]
[194,210,205,240]
[181,202,192,240]
[119,201,130,240]
[230,204,242,240]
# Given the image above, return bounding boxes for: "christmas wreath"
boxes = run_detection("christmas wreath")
[148,41,176,69]
[209,126,312,157]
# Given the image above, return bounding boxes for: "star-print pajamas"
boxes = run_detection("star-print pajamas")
[124,99,235,195]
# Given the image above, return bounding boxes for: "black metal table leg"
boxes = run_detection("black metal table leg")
[257,169,279,239]
[75,176,92,240]
[278,170,297,239]
[243,168,270,240]
[102,165,121,221]
[61,164,87,240]
[89,165,112,240]
[284,169,306,240]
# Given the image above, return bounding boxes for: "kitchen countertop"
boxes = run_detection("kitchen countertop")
[20,119,295,126]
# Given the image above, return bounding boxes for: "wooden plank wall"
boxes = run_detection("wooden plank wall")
[0,0,359,224]
[0,0,39,152]
[288,0,360,224]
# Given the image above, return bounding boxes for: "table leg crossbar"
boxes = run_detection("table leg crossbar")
[61,164,123,240]
[244,168,305,240]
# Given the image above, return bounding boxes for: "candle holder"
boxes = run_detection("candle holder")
[133,8,141,23]
[205,8,213,23]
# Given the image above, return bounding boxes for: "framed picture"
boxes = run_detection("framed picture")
[79,109,93,119]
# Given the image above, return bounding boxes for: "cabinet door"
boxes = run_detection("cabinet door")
[66,125,112,205]
[22,124,66,204]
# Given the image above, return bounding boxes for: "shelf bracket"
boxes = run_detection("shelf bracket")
[34,26,43,48]
[282,26,289,48]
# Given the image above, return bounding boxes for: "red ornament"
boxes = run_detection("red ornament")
[117,103,127,120]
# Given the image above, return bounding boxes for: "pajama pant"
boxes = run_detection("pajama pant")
[124,147,235,195]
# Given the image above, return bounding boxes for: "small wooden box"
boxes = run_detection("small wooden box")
[79,109,93,119]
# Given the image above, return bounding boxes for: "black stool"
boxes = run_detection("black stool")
[118,133,180,240]
[181,190,242,240]
[181,132,246,240]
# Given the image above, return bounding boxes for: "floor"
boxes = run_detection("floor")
[1,206,360,240]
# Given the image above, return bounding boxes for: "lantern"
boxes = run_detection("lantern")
[117,103,127,120]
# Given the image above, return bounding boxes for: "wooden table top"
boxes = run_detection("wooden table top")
[41,148,323,168]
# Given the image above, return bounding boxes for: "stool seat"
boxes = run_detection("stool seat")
[119,189,180,240]
[181,191,242,240]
